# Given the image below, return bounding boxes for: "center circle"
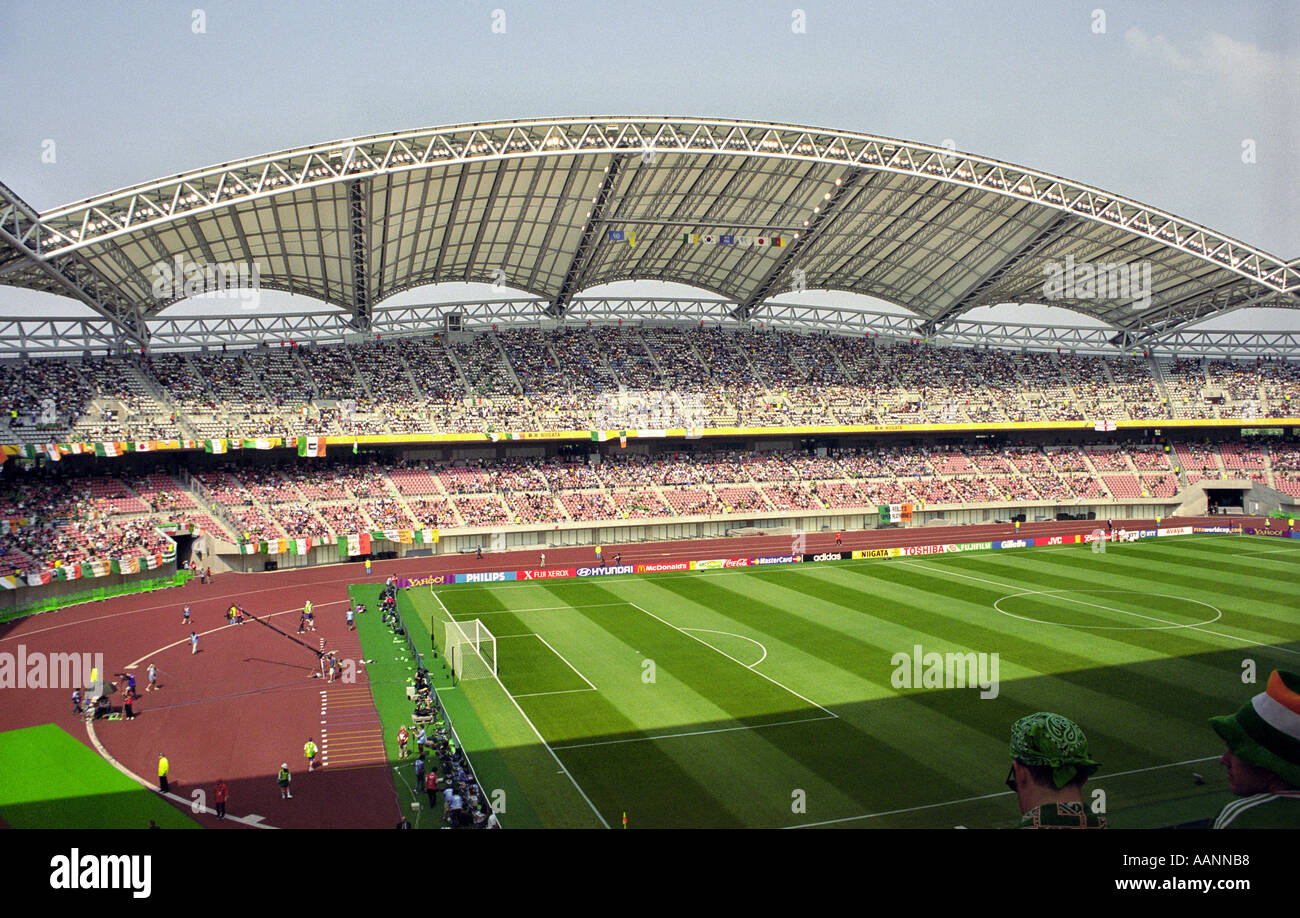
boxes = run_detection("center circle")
[993,589,1223,631]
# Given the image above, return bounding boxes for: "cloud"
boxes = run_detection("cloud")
[1124,27,1300,94]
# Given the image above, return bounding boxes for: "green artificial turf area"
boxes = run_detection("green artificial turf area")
[0,723,199,828]
[399,533,1299,828]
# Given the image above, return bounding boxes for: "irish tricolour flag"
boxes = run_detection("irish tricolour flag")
[298,437,325,457]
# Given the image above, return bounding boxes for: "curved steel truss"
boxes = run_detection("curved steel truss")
[0,298,1297,360]
[1,118,1295,352]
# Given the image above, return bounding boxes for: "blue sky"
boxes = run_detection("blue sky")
[0,0,1295,326]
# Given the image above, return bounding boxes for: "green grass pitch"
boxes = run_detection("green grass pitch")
[0,724,199,829]
[397,534,1300,828]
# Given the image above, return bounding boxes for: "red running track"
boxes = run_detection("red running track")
[0,515,1232,829]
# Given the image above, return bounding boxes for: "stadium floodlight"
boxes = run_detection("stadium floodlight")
[445,618,497,682]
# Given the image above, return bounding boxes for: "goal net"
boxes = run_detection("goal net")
[445,618,497,681]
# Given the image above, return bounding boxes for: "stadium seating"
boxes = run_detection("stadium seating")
[5,330,1299,443]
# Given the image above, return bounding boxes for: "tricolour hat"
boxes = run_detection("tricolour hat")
[1010,711,1100,789]
[1210,670,1300,789]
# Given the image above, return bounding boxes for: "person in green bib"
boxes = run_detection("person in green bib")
[1210,670,1300,829]
[305,737,319,772]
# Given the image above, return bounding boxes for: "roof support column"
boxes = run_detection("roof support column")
[732,169,865,321]
[348,178,371,332]
[549,154,627,318]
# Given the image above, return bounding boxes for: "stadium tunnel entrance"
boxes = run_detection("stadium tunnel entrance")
[172,533,195,570]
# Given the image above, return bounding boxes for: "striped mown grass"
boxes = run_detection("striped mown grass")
[407,535,1299,828]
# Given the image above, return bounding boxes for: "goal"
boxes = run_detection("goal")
[445,618,497,681]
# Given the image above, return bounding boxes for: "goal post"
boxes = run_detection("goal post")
[446,618,497,681]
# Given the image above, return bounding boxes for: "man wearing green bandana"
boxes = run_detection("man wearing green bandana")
[1209,670,1300,829]
[1008,711,1106,828]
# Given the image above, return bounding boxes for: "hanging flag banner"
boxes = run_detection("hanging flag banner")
[680,233,785,247]
[298,437,325,457]
[338,532,372,558]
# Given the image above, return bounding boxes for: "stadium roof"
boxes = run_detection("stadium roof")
[1,116,1297,350]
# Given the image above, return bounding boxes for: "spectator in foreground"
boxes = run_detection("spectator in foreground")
[1007,711,1105,828]
[1210,670,1300,829]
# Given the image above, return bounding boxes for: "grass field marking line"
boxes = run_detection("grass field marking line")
[680,628,768,668]
[512,687,599,699]
[430,588,610,829]
[550,713,838,751]
[446,602,628,618]
[898,559,1300,658]
[626,601,837,719]
[530,633,599,691]
[993,589,1224,632]
[783,754,1222,829]
[83,717,278,829]
[1231,548,1300,560]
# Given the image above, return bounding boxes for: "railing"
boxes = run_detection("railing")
[0,570,192,622]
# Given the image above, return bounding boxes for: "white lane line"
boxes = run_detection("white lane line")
[1,575,359,641]
[125,603,342,668]
[84,717,277,829]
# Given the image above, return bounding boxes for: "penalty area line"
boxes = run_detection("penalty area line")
[550,713,838,751]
